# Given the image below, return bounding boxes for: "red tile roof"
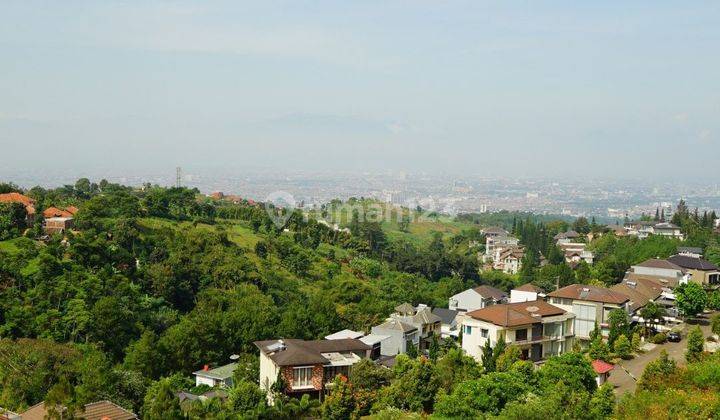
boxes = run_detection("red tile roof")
[43,207,74,218]
[592,359,615,374]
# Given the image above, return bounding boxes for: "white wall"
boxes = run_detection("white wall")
[259,352,280,394]
[460,318,503,361]
[449,289,485,312]
[510,290,537,303]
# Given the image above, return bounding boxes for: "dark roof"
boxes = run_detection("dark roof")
[466,300,567,327]
[668,255,719,271]
[482,226,508,235]
[554,230,580,240]
[635,259,684,271]
[547,284,629,305]
[514,283,544,293]
[254,339,370,367]
[472,285,507,300]
[432,307,459,325]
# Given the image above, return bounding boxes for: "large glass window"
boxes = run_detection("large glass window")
[293,367,314,388]
[573,303,596,337]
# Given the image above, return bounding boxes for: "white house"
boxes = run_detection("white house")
[460,300,575,362]
[193,363,238,388]
[510,283,545,303]
[547,284,630,340]
[449,285,507,312]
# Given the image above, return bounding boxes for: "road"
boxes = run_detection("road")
[607,315,713,396]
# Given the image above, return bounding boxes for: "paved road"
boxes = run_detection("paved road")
[607,316,713,396]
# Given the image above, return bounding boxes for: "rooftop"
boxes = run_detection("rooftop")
[193,362,238,380]
[254,338,370,367]
[514,283,544,293]
[325,329,365,340]
[634,258,684,271]
[668,255,719,271]
[466,300,567,327]
[472,285,508,301]
[547,284,629,305]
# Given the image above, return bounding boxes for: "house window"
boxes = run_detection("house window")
[464,325,472,335]
[515,328,528,341]
[481,328,488,338]
[573,303,596,338]
[293,367,314,389]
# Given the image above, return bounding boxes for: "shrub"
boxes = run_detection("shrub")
[686,326,705,362]
[614,335,632,359]
[652,333,667,344]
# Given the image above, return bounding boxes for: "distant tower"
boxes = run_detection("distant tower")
[176,167,182,188]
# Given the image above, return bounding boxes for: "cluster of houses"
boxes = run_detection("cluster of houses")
[623,221,684,240]
[0,192,77,235]
[480,226,595,274]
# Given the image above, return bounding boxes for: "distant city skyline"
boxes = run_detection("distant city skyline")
[1,1,719,178]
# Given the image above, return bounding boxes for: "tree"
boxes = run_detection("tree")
[639,301,665,332]
[495,346,521,372]
[608,309,630,346]
[638,350,676,391]
[227,380,267,415]
[321,376,356,420]
[539,352,597,393]
[374,356,439,413]
[711,313,720,336]
[631,332,641,352]
[588,335,610,362]
[433,372,529,417]
[686,326,704,362]
[589,383,616,419]
[142,378,183,420]
[614,334,632,359]
[675,283,707,318]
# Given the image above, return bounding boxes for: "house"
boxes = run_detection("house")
[610,278,666,316]
[449,285,508,312]
[558,242,594,265]
[359,334,390,360]
[624,221,655,239]
[554,230,581,243]
[371,319,418,356]
[494,246,524,274]
[0,192,35,222]
[668,255,720,287]
[651,222,684,240]
[194,362,238,388]
[481,226,509,238]
[547,284,630,340]
[592,359,615,386]
[628,259,688,287]
[432,307,461,339]
[20,401,137,420]
[387,303,442,350]
[254,338,370,401]
[44,217,74,234]
[484,235,520,262]
[677,247,703,258]
[605,224,627,237]
[460,300,575,362]
[510,283,545,303]
[42,206,74,218]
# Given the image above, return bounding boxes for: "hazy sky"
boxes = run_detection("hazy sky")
[1,1,719,179]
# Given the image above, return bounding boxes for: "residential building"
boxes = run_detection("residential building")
[460,300,575,362]
[651,222,684,240]
[324,329,364,340]
[547,284,630,340]
[254,338,370,401]
[371,319,418,356]
[44,217,74,234]
[668,255,720,287]
[677,247,703,258]
[484,235,519,262]
[510,283,545,303]
[0,192,35,222]
[449,285,508,312]
[494,246,524,274]
[193,363,237,388]
[610,277,667,316]
[554,230,581,243]
[558,242,594,265]
[481,226,509,238]
[432,307,461,339]
[20,401,137,420]
[388,303,441,350]
[42,206,74,218]
[359,334,389,360]
[627,259,688,287]
[592,360,615,386]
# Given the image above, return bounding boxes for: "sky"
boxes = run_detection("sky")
[1,1,719,180]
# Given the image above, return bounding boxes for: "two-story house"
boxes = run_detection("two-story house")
[449,285,508,313]
[388,303,442,351]
[668,254,720,287]
[460,300,575,362]
[371,318,419,356]
[547,284,630,341]
[254,338,370,402]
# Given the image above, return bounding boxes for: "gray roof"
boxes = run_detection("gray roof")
[254,339,370,367]
[394,302,415,315]
[678,247,703,255]
[472,285,508,300]
[373,319,417,333]
[668,255,719,271]
[432,307,459,325]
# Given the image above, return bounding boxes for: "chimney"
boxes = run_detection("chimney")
[203,364,209,371]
